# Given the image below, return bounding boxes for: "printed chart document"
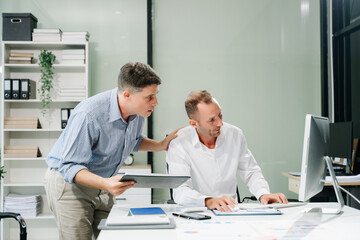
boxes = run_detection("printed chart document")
[176,220,260,240]
[212,208,282,216]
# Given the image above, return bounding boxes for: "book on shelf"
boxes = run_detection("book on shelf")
[32,34,61,42]
[33,28,62,34]
[9,57,33,61]
[10,51,34,58]
[62,37,89,42]
[9,60,32,64]
[62,31,89,42]
[62,49,85,55]
[4,145,42,158]
[4,116,41,129]
[62,31,89,37]
[62,55,85,60]
[61,60,85,64]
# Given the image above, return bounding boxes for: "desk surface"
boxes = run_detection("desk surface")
[98,203,360,240]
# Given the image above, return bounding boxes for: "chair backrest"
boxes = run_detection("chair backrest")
[166,162,176,204]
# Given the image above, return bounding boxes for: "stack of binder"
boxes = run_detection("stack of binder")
[4,116,41,129]
[62,31,89,42]
[4,145,42,158]
[4,194,41,218]
[32,28,62,42]
[4,79,36,99]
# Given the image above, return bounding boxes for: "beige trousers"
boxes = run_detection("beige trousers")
[45,168,114,240]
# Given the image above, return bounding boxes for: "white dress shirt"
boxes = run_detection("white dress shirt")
[166,122,270,206]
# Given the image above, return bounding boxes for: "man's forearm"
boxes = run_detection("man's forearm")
[138,137,164,151]
[73,169,107,190]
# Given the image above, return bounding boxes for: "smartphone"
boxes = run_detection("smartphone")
[172,212,211,220]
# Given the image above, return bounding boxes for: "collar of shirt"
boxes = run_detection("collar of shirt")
[189,126,225,150]
[109,88,136,124]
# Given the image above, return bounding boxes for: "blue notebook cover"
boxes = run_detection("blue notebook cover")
[130,207,166,215]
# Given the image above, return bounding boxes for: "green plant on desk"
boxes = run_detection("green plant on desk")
[38,50,56,115]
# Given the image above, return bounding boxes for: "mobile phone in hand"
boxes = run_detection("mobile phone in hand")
[172,212,211,220]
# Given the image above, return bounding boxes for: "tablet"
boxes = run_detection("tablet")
[120,173,190,188]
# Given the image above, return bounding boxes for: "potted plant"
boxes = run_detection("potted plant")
[38,50,56,115]
[0,150,5,181]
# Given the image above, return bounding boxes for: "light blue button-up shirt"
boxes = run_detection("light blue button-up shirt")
[46,88,145,183]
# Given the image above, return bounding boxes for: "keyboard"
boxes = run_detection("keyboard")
[237,202,307,210]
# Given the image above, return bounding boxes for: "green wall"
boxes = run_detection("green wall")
[1,0,321,203]
[151,0,321,202]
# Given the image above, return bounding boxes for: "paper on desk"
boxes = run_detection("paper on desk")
[176,220,260,240]
[325,174,360,183]
[249,220,342,240]
[212,208,282,216]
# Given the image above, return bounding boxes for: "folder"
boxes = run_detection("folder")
[98,218,176,230]
[61,108,69,129]
[130,207,166,215]
[4,79,12,99]
[12,79,20,99]
[20,79,36,99]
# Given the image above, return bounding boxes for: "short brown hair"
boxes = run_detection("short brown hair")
[185,90,215,118]
[118,62,161,93]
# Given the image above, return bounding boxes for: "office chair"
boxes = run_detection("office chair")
[0,212,27,240]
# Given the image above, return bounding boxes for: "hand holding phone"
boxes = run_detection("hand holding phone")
[172,212,211,220]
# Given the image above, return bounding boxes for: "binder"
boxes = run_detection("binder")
[4,79,12,99]
[69,108,74,118]
[12,79,20,99]
[20,79,36,99]
[61,108,69,129]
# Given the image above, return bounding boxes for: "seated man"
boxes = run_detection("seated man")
[166,90,287,211]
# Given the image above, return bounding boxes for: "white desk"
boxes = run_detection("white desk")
[97,203,360,240]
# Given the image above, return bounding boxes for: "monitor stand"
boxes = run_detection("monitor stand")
[304,156,345,215]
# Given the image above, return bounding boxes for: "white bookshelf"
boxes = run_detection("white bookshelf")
[1,41,89,240]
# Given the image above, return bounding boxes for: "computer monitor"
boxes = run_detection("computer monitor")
[298,114,344,214]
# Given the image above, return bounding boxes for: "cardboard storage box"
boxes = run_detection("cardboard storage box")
[2,13,38,41]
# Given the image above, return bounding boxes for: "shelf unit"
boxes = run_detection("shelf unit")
[116,165,151,205]
[1,41,89,240]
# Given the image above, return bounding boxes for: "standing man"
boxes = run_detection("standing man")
[167,90,287,211]
[45,62,177,239]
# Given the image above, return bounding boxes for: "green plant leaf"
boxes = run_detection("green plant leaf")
[38,50,56,115]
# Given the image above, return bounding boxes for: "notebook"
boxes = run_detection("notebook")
[130,207,166,215]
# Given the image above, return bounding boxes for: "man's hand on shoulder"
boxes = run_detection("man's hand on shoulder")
[161,127,184,150]
[259,193,288,204]
[205,196,238,212]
